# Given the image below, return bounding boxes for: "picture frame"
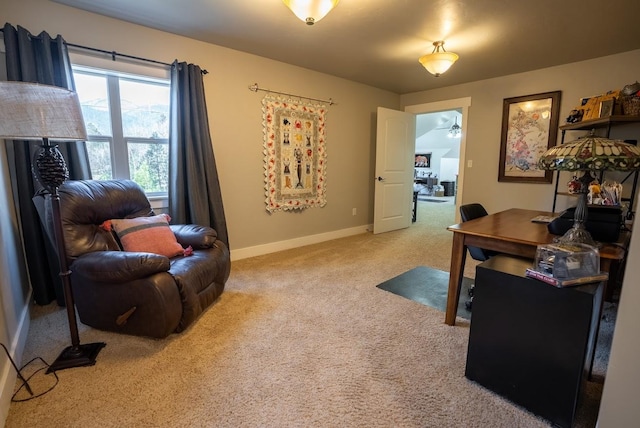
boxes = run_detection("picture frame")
[599,98,614,118]
[414,153,431,168]
[498,91,561,183]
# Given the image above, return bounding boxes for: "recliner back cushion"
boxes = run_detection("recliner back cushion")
[57,180,154,259]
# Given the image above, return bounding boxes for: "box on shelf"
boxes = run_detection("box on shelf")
[534,243,600,280]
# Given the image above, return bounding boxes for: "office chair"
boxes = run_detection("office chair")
[459,203,499,310]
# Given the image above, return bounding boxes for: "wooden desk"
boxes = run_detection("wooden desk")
[445,208,627,326]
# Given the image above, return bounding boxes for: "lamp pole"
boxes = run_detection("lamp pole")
[34,138,106,372]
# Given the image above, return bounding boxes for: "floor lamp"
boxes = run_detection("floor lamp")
[538,132,640,246]
[0,81,105,372]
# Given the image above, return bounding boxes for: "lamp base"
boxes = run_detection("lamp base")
[46,342,106,374]
[553,224,599,247]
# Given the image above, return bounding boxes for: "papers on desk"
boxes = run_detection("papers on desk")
[530,215,558,224]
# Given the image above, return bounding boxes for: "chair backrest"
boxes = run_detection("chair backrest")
[459,203,492,261]
[48,179,153,260]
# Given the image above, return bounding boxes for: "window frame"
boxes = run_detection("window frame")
[71,64,171,200]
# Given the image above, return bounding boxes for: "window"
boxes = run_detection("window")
[72,66,170,196]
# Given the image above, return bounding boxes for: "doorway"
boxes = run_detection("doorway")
[405,97,471,226]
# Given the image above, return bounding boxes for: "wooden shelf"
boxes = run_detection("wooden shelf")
[551,114,640,213]
[559,115,640,131]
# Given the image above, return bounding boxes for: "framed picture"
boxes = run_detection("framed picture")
[599,98,614,118]
[414,153,431,168]
[498,91,561,183]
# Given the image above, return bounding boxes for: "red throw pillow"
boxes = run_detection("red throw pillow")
[103,214,186,258]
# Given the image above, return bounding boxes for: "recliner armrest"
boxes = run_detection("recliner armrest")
[71,251,170,283]
[170,224,217,249]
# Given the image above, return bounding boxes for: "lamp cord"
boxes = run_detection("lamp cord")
[0,343,59,402]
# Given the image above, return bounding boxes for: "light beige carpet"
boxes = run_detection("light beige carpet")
[6,201,610,427]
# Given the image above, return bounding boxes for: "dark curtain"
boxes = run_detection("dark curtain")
[3,23,91,305]
[169,61,229,248]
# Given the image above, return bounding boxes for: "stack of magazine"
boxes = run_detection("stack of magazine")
[524,268,608,287]
[525,242,608,288]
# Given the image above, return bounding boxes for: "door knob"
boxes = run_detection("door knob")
[376,176,385,182]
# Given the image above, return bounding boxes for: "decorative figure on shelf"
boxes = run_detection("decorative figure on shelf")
[283,158,291,174]
[567,175,581,194]
[600,181,622,206]
[588,180,603,205]
[566,109,584,123]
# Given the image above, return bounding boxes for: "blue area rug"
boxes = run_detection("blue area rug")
[376,266,473,320]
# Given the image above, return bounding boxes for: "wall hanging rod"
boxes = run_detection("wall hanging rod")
[248,83,334,105]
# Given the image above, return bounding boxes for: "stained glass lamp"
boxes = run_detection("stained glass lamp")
[538,132,640,246]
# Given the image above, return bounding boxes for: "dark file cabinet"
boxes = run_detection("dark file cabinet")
[465,255,603,428]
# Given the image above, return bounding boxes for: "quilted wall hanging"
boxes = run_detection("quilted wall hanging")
[262,96,327,212]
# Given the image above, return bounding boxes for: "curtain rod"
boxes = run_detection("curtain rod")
[66,42,171,67]
[0,27,207,74]
[65,43,208,74]
[248,83,334,105]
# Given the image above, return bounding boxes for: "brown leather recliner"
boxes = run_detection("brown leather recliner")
[40,179,230,339]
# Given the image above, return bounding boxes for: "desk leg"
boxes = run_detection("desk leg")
[600,258,616,301]
[445,233,467,326]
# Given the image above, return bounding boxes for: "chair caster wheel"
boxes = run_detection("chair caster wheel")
[465,297,473,311]
[468,284,475,297]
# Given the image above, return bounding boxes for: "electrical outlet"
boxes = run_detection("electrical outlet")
[352,208,357,216]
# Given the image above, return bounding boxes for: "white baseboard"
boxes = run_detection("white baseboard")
[0,297,31,427]
[230,225,371,261]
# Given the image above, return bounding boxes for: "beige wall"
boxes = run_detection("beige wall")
[599,216,640,426]
[0,45,31,425]
[401,50,640,215]
[3,0,400,255]
[0,142,32,426]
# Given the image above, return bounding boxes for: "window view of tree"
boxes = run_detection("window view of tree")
[73,67,170,195]
[128,141,169,193]
[86,140,113,180]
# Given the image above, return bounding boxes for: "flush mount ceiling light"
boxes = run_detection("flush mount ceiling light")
[448,116,461,138]
[419,41,459,77]
[282,0,340,25]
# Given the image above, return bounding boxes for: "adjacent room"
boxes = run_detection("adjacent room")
[2,1,640,427]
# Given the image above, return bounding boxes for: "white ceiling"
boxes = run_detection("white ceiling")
[51,0,640,94]
[416,110,461,154]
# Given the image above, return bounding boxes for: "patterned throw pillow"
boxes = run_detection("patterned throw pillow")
[102,214,186,258]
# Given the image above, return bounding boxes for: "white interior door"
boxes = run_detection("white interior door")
[373,107,416,234]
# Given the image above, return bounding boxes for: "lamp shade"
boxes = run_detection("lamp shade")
[282,0,339,25]
[419,51,459,76]
[0,81,87,141]
[538,134,640,172]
